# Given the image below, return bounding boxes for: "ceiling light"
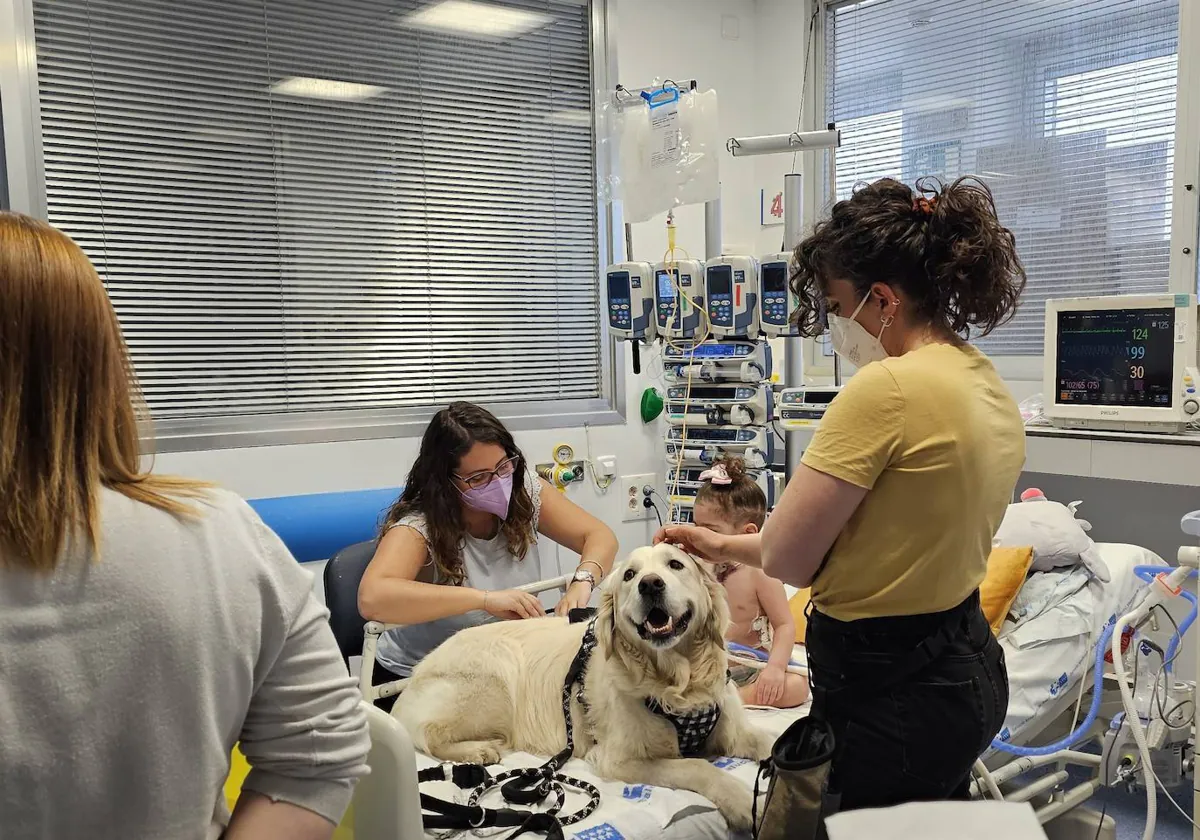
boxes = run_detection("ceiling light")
[401,0,553,39]
[270,77,387,101]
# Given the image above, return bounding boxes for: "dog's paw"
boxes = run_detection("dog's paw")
[464,744,503,766]
[727,726,774,762]
[707,776,755,835]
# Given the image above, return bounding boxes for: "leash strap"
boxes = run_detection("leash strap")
[416,617,603,837]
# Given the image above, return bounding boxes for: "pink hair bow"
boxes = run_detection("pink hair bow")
[699,465,732,485]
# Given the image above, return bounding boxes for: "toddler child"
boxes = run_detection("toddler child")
[693,458,810,708]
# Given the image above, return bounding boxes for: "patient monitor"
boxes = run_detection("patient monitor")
[1043,294,1200,434]
[704,256,759,339]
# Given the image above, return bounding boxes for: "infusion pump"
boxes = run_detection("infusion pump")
[664,425,773,470]
[665,383,771,427]
[759,253,799,338]
[777,386,842,429]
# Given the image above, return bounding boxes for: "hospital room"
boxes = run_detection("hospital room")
[3,0,1200,838]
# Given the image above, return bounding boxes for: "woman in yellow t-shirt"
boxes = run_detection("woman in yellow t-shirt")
[657,177,1027,813]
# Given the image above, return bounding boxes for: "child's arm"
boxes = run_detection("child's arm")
[757,572,796,671]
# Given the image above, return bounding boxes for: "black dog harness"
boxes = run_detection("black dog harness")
[644,697,723,757]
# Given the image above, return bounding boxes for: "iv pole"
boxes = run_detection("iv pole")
[724,128,840,479]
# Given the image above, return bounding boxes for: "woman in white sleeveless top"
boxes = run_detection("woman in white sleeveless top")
[359,402,619,699]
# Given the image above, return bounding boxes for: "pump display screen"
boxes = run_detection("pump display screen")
[607,272,630,300]
[762,264,786,293]
[707,265,732,296]
[1055,308,1175,407]
[656,271,676,302]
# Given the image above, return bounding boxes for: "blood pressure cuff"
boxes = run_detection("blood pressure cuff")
[754,716,838,840]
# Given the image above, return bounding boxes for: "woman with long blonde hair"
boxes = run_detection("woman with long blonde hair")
[0,213,369,840]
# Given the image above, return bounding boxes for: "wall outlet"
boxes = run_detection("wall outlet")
[622,473,657,522]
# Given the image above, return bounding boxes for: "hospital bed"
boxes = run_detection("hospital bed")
[356,542,1178,840]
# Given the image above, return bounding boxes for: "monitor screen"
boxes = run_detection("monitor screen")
[762,263,787,293]
[1055,308,1175,408]
[707,265,732,296]
[656,270,676,302]
[606,271,630,300]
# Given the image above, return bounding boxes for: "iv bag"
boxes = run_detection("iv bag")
[600,83,721,224]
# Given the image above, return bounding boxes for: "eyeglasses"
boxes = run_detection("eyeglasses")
[455,456,519,490]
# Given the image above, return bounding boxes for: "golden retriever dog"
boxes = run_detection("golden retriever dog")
[394,543,775,831]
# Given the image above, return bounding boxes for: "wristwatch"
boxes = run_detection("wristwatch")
[572,569,597,588]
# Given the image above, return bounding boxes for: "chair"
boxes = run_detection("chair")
[323,540,377,666]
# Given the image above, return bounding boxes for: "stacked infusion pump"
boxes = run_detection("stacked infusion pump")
[606,255,795,523]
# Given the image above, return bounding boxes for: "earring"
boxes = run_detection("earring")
[881,314,895,328]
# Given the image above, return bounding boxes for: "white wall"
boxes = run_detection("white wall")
[153,0,767,597]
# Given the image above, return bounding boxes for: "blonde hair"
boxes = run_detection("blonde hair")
[0,213,209,571]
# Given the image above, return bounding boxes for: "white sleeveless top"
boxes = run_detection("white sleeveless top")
[375,471,544,676]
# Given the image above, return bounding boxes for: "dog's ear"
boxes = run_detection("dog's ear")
[700,562,732,651]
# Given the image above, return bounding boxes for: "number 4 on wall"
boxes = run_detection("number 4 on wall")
[760,188,785,228]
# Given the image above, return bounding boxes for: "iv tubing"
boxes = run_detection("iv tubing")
[1133,565,1197,673]
[989,620,1114,756]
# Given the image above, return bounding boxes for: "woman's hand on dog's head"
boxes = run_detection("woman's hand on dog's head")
[652,525,728,563]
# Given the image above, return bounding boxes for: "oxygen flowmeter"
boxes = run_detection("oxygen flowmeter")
[704,256,759,339]
[654,260,705,340]
[759,253,799,338]
[606,262,656,341]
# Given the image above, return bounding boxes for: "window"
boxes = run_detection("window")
[28,0,606,448]
[825,0,1179,355]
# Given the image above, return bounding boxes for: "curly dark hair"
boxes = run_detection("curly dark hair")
[693,457,767,529]
[381,402,535,586]
[790,176,1026,340]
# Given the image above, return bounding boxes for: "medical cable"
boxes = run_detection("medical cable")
[1109,563,1197,840]
[973,759,1003,800]
[660,214,710,504]
[990,619,1115,756]
[1152,766,1200,832]
[581,423,615,493]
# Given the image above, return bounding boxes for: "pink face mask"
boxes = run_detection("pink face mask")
[459,471,515,520]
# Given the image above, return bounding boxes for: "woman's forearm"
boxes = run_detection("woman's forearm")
[224,792,335,840]
[358,577,486,625]
[720,533,764,567]
[578,530,619,577]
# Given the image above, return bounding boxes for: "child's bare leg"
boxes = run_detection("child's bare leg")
[737,680,759,705]
[779,674,810,708]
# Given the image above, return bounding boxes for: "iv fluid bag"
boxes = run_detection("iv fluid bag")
[601,86,721,224]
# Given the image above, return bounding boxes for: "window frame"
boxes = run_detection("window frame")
[0,0,625,453]
[813,0,1200,382]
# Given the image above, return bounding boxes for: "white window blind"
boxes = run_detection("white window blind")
[826,0,1179,355]
[31,0,601,429]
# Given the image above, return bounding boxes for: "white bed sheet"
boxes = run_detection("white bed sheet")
[414,703,808,840]
[991,542,1165,750]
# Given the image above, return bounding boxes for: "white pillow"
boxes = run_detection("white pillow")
[993,499,1110,583]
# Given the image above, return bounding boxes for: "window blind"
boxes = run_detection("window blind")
[32,0,601,422]
[826,0,1179,355]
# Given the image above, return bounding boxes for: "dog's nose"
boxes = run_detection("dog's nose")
[638,574,665,596]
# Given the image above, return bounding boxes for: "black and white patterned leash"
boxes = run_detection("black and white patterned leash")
[418,612,602,839]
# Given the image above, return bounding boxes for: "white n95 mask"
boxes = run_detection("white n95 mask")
[827,294,890,367]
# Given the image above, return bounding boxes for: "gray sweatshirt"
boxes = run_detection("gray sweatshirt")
[0,486,371,839]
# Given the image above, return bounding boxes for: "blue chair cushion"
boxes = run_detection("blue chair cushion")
[247,487,402,563]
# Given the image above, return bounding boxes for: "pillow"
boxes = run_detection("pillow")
[980,546,1034,634]
[788,588,811,644]
[993,499,1110,583]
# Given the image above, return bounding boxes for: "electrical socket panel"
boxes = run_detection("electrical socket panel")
[621,474,657,522]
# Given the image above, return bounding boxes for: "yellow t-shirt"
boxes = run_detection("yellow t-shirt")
[800,343,1025,621]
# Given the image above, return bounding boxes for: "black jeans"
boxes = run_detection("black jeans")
[805,591,1008,813]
